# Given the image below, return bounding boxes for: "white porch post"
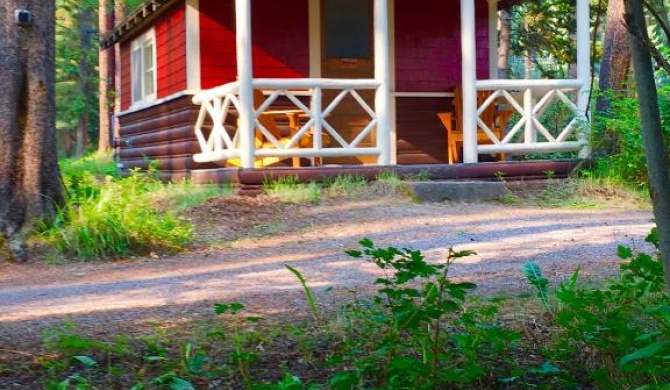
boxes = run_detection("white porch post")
[235,0,255,168]
[576,0,591,158]
[374,0,392,166]
[461,0,478,163]
[488,0,498,79]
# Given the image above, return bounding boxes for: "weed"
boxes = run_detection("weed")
[325,174,368,197]
[264,176,322,204]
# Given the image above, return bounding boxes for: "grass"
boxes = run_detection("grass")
[38,153,232,262]
[504,177,649,209]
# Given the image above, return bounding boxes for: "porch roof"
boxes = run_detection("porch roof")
[100,0,523,49]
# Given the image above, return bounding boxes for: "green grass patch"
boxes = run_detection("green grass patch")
[38,154,230,261]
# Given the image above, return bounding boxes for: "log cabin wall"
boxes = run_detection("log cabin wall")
[116,94,219,179]
[120,1,187,111]
[394,0,490,164]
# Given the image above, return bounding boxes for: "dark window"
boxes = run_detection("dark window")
[324,0,371,59]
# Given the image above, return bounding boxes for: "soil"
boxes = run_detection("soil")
[0,192,655,362]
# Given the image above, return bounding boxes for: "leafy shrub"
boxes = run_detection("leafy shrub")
[591,86,670,188]
[527,229,670,389]
[41,155,194,260]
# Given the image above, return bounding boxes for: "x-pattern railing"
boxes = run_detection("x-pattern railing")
[475,79,589,155]
[192,78,382,164]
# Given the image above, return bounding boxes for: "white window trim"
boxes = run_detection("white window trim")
[130,28,158,107]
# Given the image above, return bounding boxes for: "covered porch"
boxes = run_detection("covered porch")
[192,0,591,170]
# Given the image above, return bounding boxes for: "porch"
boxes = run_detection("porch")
[191,0,592,170]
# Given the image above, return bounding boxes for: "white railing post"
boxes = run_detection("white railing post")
[461,0,478,163]
[576,0,591,158]
[312,87,323,149]
[235,0,255,168]
[524,88,535,143]
[374,0,392,166]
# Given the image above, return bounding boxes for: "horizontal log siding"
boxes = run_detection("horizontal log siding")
[120,1,186,111]
[199,0,309,89]
[394,0,490,92]
[395,97,451,164]
[116,95,219,176]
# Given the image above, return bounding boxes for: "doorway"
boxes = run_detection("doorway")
[320,0,376,164]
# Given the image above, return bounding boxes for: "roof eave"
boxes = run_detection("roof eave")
[100,0,179,49]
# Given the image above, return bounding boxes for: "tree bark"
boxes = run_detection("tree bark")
[498,9,511,79]
[0,0,65,261]
[98,0,114,152]
[75,4,94,157]
[624,0,670,286]
[597,0,632,113]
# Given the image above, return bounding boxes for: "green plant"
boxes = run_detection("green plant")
[41,169,193,260]
[527,228,670,389]
[264,175,322,204]
[339,240,519,389]
[325,174,368,197]
[285,264,321,324]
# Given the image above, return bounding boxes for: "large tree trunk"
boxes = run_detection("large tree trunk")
[75,4,94,157]
[597,0,632,112]
[596,0,632,155]
[98,0,114,152]
[0,1,65,261]
[625,0,670,286]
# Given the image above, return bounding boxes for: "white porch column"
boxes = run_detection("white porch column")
[235,0,255,168]
[488,0,498,79]
[576,0,591,158]
[374,0,392,166]
[461,0,478,164]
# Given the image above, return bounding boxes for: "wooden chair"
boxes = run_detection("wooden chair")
[228,90,329,168]
[437,85,513,164]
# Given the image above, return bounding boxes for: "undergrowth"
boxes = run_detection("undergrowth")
[39,153,229,261]
[18,229,669,389]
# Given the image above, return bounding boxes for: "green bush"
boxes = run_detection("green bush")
[41,155,194,260]
[591,86,670,188]
[526,229,670,389]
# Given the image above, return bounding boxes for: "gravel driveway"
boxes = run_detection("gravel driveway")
[0,197,655,349]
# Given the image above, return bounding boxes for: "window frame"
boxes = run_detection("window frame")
[130,28,158,107]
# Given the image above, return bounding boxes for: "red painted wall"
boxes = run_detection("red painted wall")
[394,0,490,92]
[199,0,309,89]
[120,1,187,110]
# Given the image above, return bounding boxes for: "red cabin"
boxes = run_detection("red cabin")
[102,0,591,183]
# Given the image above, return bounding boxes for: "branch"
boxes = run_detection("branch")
[621,16,670,76]
[641,0,670,43]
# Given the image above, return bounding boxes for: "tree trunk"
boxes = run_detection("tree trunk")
[75,4,94,157]
[98,0,114,152]
[0,1,65,261]
[498,9,511,79]
[597,0,632,113]
[625,0,670,286]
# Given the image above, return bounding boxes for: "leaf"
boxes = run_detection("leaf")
[73,355,97,368]
[620,341,670,368]
[359,238,374,248]
[617,245,634,259]
[169,377,196,390]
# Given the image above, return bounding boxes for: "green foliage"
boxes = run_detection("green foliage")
[528,229,670,389]
[263,176,321,204]
[340,242,519,389]
[40,155,196,260]
[284,264,321,324]
[19,235,670,389]
[591,86,670,188]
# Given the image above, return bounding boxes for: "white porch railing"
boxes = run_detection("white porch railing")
[474,79,590,155]
[192,78,382,165]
